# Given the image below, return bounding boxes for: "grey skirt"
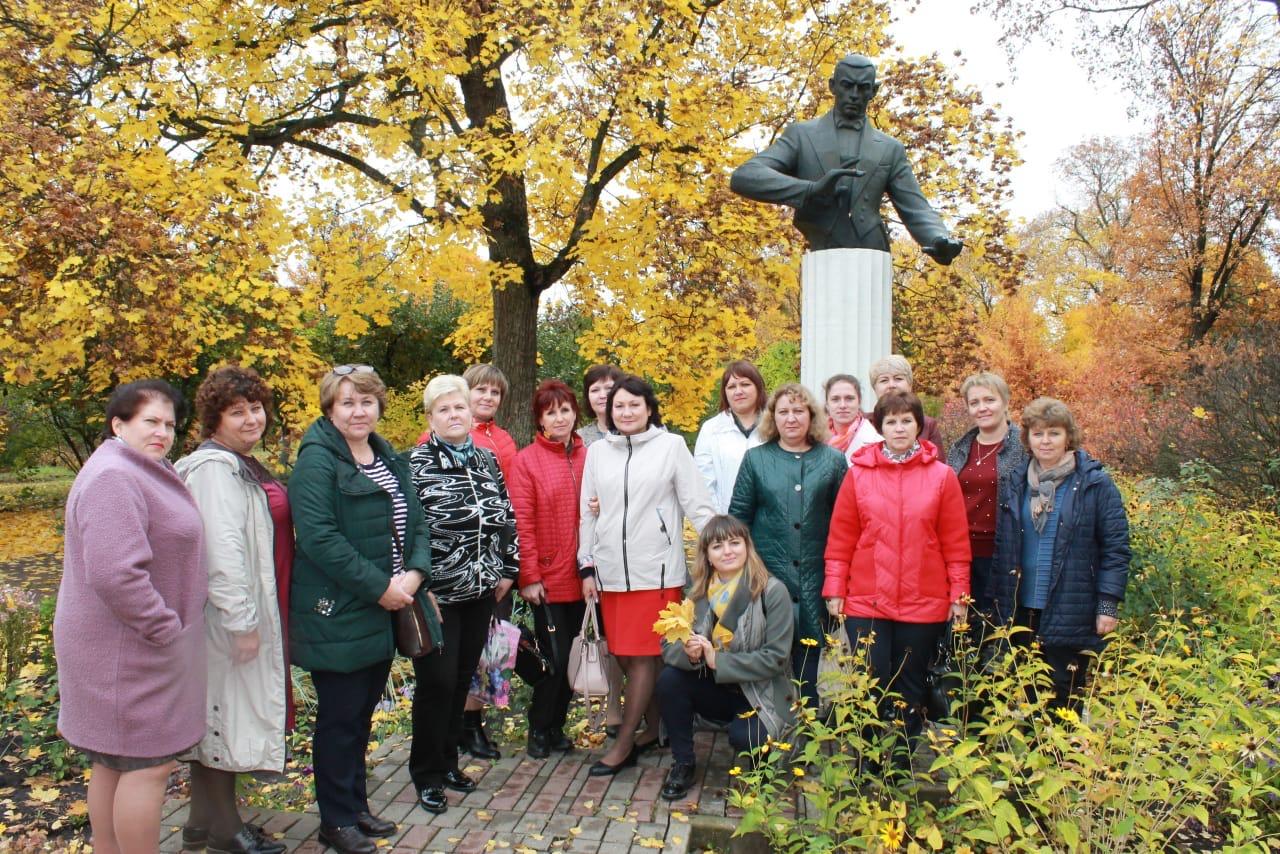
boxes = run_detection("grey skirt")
[72,741,195,772]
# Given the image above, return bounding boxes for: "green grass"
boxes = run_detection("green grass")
[0,478,73,512]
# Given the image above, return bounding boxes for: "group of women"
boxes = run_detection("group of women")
[54,354,1130,853]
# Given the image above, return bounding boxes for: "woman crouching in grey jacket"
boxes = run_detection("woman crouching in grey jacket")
[656,515,795,801]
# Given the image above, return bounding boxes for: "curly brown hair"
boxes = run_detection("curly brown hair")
[195,365,274,439]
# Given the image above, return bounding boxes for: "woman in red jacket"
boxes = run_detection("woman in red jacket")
[823,390,970,776]
[507,379,588,759]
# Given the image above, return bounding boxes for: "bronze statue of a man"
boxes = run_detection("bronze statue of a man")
[730,54,963,264]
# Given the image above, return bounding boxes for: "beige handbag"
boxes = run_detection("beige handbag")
[567,607,612,723]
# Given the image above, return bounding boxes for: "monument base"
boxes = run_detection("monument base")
[800,248,892,410]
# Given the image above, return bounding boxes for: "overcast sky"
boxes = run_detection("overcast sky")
[890,0,1139,221]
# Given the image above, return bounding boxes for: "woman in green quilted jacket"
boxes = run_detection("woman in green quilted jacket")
[728,382,847,708]
[289,366,440,854]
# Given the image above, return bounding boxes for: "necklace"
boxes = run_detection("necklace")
[973,440,1002,468]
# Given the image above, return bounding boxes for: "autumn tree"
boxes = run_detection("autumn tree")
[979,0,1279,346]
[0,20,324,465]
[0,0,1023,437]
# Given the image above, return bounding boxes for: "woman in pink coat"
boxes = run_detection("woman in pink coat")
[55,380,207,854]
[823,390,969,777]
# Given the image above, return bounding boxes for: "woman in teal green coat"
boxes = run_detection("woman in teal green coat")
[728,382,847,708]
[289,366,440,854]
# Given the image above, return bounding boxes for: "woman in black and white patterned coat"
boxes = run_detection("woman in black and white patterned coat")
[407,374,519,815]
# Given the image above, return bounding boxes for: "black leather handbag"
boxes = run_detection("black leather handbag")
[514,603,557,687]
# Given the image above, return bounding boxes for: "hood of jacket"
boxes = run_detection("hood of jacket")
[174,442,262,485]
[298,416,398,465]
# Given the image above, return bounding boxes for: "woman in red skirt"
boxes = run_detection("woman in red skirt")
[577,375,716,776]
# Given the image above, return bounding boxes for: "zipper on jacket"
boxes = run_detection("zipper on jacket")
[897,463,904,612]
[621,436,633,591]
[656,507,671,590]
[567,442,580,556]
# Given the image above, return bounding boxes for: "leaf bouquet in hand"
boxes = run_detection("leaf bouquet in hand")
[653,599,695,643]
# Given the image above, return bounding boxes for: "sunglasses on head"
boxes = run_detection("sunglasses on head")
[332,364,375,376]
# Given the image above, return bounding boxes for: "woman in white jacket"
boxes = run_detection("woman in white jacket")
[176,367,292,854]
[693,360,766,513]
[578,375,716,777]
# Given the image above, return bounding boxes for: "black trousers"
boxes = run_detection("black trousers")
[409,595,494,789]
[969,556,995,617]
[1014,607,1093,711]
[845,617,946,745]
[311,658,393,826]
[656,665,769,765]
[527,600,586,734]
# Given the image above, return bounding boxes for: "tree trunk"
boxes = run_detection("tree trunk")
[492,280,541,445]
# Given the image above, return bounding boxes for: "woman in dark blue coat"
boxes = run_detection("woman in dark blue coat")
[991,397,1130,710]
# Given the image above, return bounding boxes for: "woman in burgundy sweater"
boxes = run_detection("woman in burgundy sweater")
[945,372,1026,620]
[506,379,588,758]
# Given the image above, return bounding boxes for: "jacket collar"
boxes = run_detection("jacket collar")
[852,438,940,469]
[300,416,397,466]
[603,424,665,446]
[532,431,584,455]
[706,410,760,438]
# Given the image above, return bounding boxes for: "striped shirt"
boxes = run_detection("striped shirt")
[359,456,409,574]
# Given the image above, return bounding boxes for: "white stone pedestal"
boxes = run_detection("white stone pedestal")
[800,248,893,410]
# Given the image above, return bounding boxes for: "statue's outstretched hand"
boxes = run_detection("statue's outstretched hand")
[923,236,963,266]
[809,167,863,202]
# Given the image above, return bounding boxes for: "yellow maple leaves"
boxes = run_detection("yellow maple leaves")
[652,598,695,644]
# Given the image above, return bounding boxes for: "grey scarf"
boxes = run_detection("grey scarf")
[1027,453,1077,533]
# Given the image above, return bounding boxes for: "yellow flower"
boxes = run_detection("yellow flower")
[792,767,805,777]
[728,766,742,777]
[738,708,757,719]
[1053,707,1080,725]
[879,820,905,851]
[800,637,819,647]
[774,742,792,751]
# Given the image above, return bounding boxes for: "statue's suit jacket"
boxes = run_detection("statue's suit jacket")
[730,111,948,252]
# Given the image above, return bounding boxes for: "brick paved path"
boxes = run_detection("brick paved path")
[157,729,748,853]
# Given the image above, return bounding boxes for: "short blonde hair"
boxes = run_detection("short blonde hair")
[868,354,914,389]
[1020,397,1083,451]
[960,371,1011,406]
[423,374,470,414]
[319,367,386,418]
[757,383,831,445]
[463,364,508,399]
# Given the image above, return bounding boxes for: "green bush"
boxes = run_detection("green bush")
[732,478,1280,851]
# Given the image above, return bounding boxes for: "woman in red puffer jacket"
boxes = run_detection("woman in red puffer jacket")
[823,390,970,777]
[506,379,588,759]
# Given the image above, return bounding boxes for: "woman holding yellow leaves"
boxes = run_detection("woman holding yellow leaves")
[654,516,795,801]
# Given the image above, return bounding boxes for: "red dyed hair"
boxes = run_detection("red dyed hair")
[531,378,581,426]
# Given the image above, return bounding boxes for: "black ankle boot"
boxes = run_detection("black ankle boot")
[527,728,551,759]
[461,710,501,760]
